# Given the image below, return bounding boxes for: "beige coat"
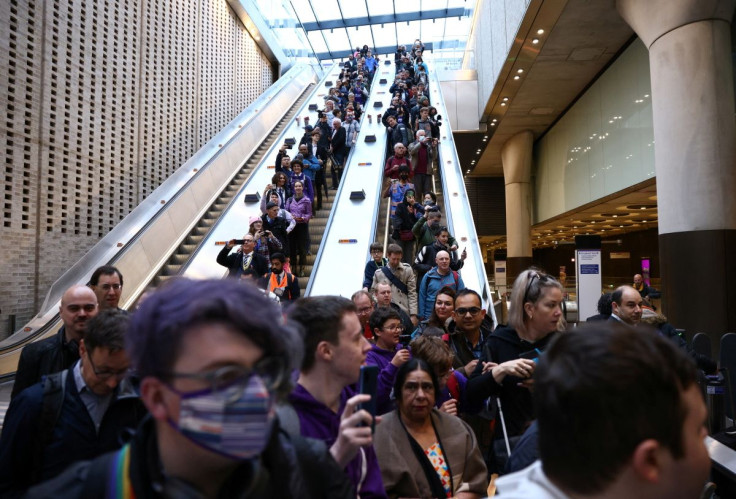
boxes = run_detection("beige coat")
[374,409,488,498]
[372,263,418,316]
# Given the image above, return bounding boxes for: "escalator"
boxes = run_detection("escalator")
[308,58,495,320]
[0,63,331,378]
[152,85,314,287]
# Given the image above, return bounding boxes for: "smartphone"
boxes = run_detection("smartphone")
[519,348,542,363]
[357,365,379,433]
[233,239,245,245]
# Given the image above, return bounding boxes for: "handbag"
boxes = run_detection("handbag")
[399,229,414,241]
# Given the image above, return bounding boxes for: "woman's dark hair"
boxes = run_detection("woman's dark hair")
[597,292,613,316]
[394,358,440,404]
[427,286,456,328]
[424,191,437,203]
[271,172,287,185]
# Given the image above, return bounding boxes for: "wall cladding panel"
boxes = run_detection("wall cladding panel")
[0,0,276,338]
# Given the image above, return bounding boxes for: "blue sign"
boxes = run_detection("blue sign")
[580,264,599,275]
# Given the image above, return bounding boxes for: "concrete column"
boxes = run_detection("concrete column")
[501,131,534,284]
[617,0,736,350]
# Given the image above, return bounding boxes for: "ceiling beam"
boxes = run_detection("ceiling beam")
[301,7,467,31]
[315,40,469,60]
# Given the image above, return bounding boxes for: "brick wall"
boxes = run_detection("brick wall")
[0,0,275,338]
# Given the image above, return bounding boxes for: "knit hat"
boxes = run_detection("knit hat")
[249,215,261,226]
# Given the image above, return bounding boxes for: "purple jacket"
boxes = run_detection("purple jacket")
[365,344,409,415]
[289,384,387,499]
[285,195,312,223]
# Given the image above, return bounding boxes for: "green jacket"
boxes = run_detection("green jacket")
[412,217,457,250]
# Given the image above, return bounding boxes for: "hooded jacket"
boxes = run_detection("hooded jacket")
[288,385,387,499]
[466,325,557,437]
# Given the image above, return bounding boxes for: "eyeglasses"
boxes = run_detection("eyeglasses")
[381,324,404,332]
[87,351,130,380]
[357,306,373,315]
[164,358,285,401]
[99,283,122,291]
[455,307,481,317]
[403,381,435,393]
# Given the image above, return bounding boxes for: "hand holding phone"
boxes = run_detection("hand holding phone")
[357,365,379,433]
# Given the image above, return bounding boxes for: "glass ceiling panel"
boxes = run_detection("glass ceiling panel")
[289,0,316,24]
[319,29,351,58]
[370,23,397,50]
[290,0,477,68]
[336,0,367,18]
[366,0,394,17]
[349,25,378,52]
[310,0,341,19]
[306,30,328,54]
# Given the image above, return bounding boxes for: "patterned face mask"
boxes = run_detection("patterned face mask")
[169,374,275,460]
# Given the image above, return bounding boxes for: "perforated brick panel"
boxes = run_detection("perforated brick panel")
[0,0,275,338]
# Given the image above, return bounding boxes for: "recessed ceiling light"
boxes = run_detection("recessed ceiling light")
[517,69,524,74]
[490,122,496,126]
[537,29,544,35]
[502,97,509,101]
[513,75,520,80]
[501,102,506,106]
[492,118,497,122]
[532,38,539,44]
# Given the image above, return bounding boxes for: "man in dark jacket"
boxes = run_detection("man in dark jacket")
[216,235,269,278]
[329,118,348,189]
[414,227,466,287]
[0,309,144,496]
[12,285,99,399]
[262,202,291,257]
[26,279,353,498]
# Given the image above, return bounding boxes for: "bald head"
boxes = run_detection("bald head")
[611,285,643,326]
[60,285,99,342]
[374,282,392,307]
[436,250,451,273]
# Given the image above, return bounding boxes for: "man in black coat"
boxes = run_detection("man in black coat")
[12,285,99,399]
[216,235,269,278]
[261,202,291,258]
[329,118,348,189]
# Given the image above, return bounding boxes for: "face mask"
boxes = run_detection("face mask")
[170,374,275,460]
[424,199,432,205]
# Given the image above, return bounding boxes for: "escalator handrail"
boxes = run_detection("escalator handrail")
[426,66,495,319]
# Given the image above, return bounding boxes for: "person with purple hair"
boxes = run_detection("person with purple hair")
[26,278,353,498]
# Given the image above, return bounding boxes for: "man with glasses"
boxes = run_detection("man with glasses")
[90,265,124,311]
[447,289,494,378]
[217,235,269,279]
[12,284,99,399]
[367,307,411,415]
[0,309,144,495]
[28,279,353,498]
[351,289,376,340]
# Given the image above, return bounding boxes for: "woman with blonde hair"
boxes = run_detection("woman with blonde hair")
[465,268,564,438]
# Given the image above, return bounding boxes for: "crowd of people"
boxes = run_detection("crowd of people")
[0,41,716,499]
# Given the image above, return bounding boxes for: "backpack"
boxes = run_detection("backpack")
[33,370,69,481]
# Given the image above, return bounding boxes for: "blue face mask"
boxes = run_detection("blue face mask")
[170,374,275,460]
